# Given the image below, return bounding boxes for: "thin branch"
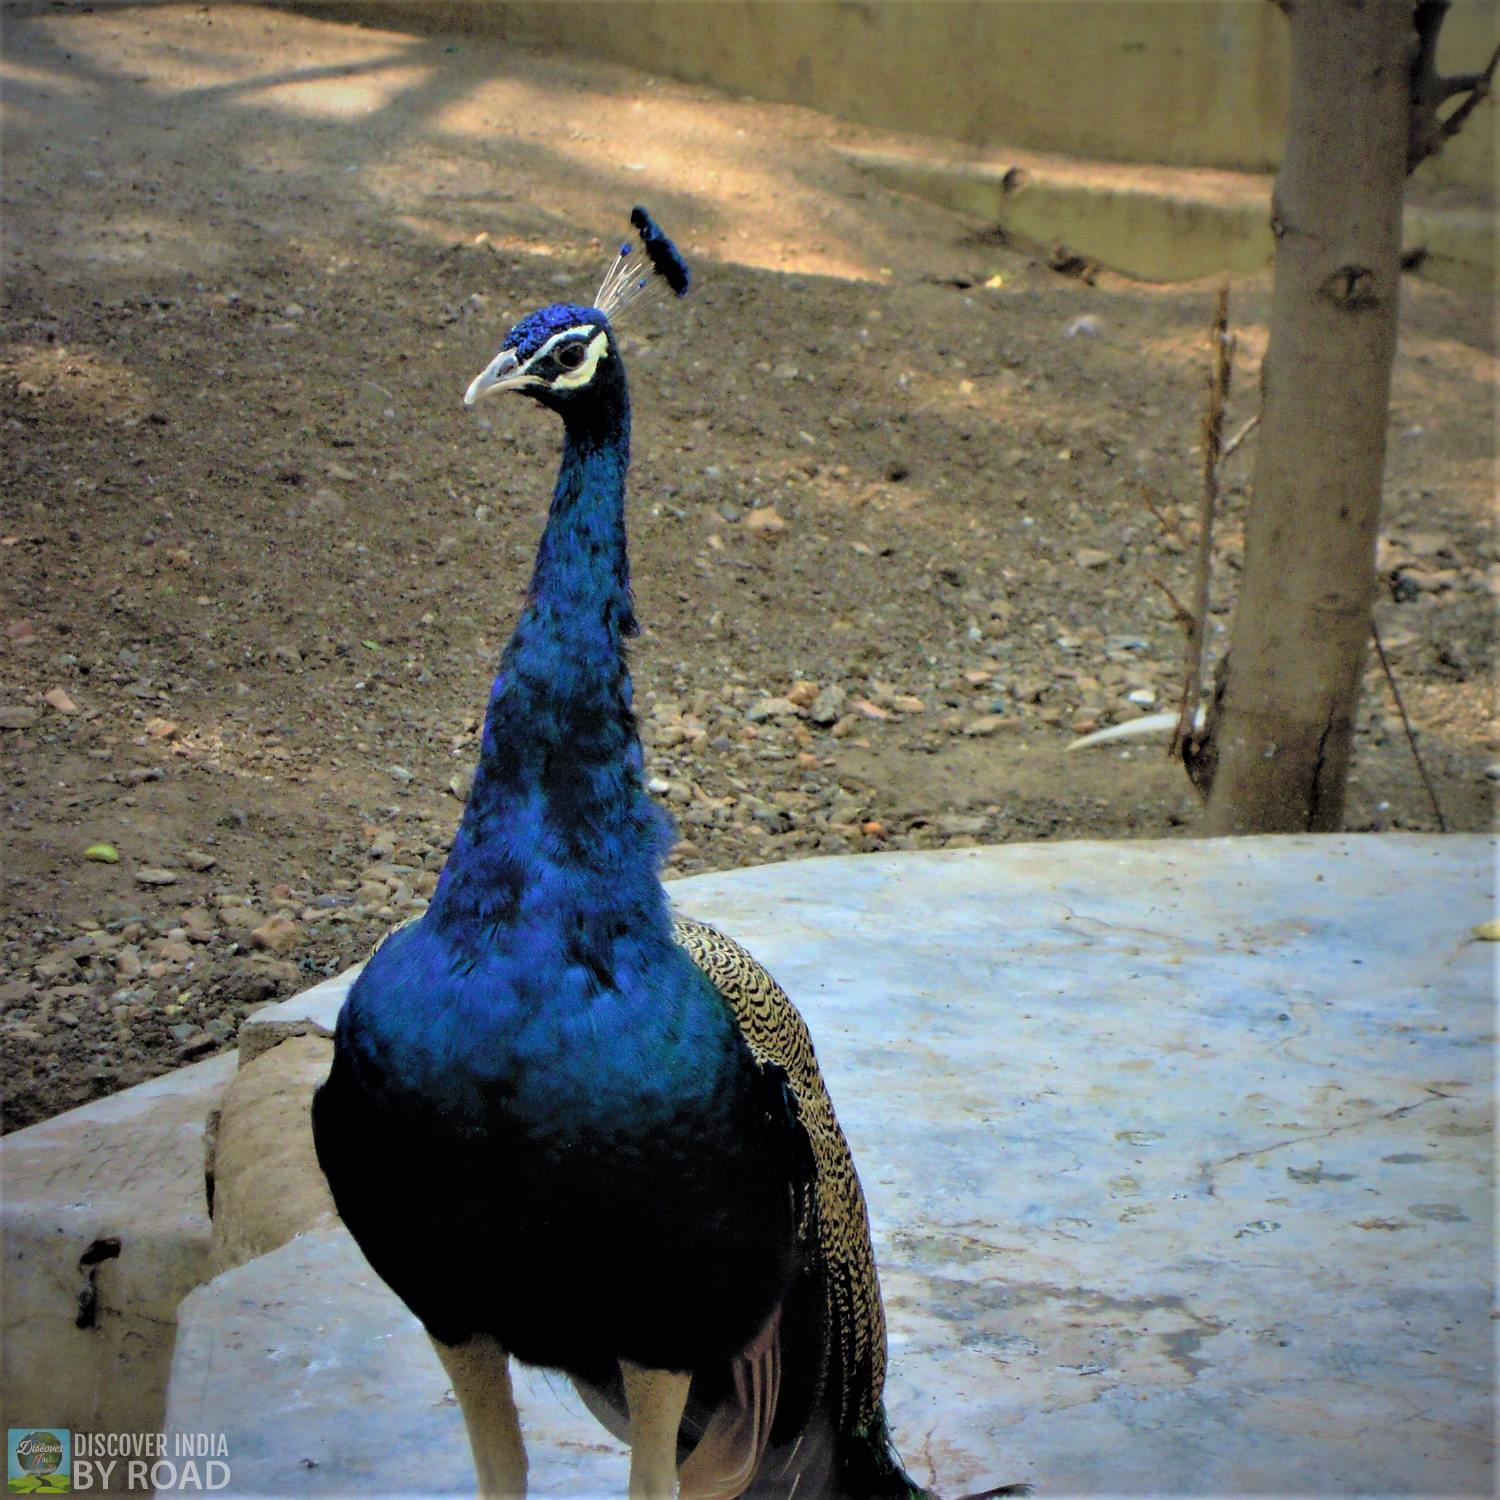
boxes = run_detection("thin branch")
[1371,620,1447,832]
[1173,285,1232,762]
[1220,411,1261,464]
[1408,0,1500,173]
[1141,485,1190,548]
[1436,69,1492,102]
[1420,47,1499,166]
[1151,576,1195,633]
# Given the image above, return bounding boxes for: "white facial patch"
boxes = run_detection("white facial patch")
[548,328,611,390]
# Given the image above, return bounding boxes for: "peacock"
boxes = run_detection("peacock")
[312,209,1020,1500]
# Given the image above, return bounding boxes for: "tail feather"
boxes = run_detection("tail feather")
[831,1412,927,1499]
[834,1412,1033,1500]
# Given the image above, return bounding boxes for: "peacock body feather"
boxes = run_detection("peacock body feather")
[312,212,942,1499]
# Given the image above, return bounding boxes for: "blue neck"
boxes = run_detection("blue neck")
[427,386,674,941]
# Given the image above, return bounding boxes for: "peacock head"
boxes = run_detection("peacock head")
[464,206,690,414]
[463,303,619,412]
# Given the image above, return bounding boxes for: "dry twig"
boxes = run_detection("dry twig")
[1220,411,1261,464]
[1141,486,1190,549]
[1371,621,1448,831]
[1172,284,1233,766]
[1151,576,1195,634]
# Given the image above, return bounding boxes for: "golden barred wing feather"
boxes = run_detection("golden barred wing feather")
[672,915,887,1437]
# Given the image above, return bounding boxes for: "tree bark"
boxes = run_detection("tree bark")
[1205,0,1415,834]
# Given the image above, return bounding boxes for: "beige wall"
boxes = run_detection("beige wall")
[336,0,1495,196]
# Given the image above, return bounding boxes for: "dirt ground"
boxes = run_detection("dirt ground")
[1,3,1493,1132]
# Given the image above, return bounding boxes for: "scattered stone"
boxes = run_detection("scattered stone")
[447,767,475,801]
[808,684,846,726]
[1074,548,1112,570]
[44,687,78,714]
[179,908,217,943]
[250,915,302,953]
[964,714,1009,736]
[851,698,892,721]
[0,705,39,729]
[743,506,786,537]
[134,867,181,887]
[144,717,180,739]
[747,697,798,723]
[935,814,990,836]
[183,849,219,872]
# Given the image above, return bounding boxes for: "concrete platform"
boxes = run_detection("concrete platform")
[164,835,1494,1497]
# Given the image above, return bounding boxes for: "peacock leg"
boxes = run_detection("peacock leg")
[431,1334,528,1498]
[620,1360,692,1500]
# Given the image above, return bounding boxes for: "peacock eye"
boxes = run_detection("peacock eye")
[556,342,588,371]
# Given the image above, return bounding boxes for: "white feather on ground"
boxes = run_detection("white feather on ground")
[1066,709,1204,753]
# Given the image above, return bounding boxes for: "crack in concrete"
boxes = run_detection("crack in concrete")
[1196,1089,1455,1197]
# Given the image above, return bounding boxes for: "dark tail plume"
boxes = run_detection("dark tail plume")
[832,1408,1032,1498]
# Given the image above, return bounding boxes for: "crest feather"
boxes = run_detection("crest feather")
[595,206,692,321]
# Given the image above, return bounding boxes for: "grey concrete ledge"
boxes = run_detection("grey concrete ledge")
[161,834,1493,1496]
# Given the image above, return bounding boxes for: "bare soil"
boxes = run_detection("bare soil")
[1,3,1493,1132]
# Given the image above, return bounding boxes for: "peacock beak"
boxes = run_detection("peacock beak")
[464,348,526,406]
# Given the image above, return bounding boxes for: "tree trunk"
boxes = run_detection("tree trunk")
[1204,0,1414,834]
